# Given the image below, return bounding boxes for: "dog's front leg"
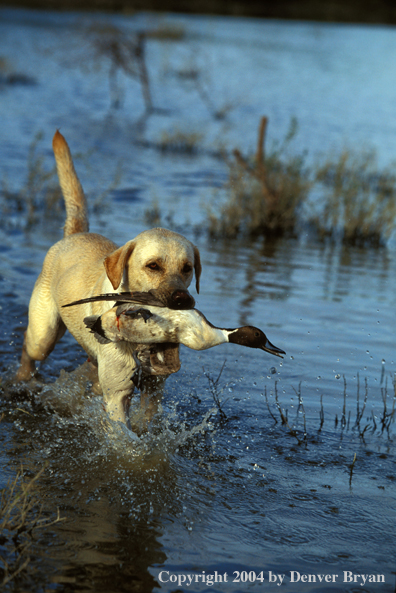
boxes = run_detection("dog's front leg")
[133,375,166,434]
[97,344,136,426]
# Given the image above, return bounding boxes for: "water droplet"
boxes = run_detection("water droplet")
[270,367,277,375]
[335,374,341,379]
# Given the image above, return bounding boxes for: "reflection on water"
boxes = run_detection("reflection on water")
[0,8,395,593]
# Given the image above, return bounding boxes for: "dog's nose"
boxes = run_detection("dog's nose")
[169,290,195,310]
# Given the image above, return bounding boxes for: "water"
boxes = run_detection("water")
[0,8,395,592]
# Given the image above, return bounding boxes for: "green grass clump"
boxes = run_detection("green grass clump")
[312,149,396,246]
[207,117,312,238]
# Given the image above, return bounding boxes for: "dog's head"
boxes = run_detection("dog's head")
[103,228,201,309]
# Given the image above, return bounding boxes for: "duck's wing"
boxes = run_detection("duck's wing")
[115,304,154,321]
[62,290,166,309]
[84,307,155,344]
[84,315,113,344]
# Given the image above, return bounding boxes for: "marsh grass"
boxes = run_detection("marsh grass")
[143,197,178,230]
[265,371,396,446]
[157,130,203,154]
[184,63,236,121]
[203,360,228,421]
[0,463,64,587]
[207,116,311,238]
[145,24,186,42]
[70,24,152,111]
[312,149,396,245]
[0,56,37,87]
[75,23,185,112]
[207,116,396,245]
[1,132,121,230]
[1,132,62,228]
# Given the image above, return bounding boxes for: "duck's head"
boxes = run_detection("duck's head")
[228,326,285,358]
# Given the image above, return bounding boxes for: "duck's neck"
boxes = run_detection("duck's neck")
[211,327,233,347]
[179,311,231,350]
[192,325,229,350]
[226,327,244,345]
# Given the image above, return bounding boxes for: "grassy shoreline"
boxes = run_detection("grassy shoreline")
[0,0,396,24]
[2,0,396,25]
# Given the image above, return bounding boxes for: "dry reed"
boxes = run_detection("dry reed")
[208,116,396,246]
[312,149,396,245]
[208,116,311,238]
[0,464,65,587]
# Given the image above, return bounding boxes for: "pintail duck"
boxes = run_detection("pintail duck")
[64,291,285,358]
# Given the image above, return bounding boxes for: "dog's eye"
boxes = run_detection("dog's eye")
[182,263,192,274]
[147,262,160,271]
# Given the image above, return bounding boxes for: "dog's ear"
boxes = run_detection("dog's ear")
[104,241,135,290]
[193,245,202,294]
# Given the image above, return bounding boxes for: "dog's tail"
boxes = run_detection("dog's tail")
[52,130,89,237]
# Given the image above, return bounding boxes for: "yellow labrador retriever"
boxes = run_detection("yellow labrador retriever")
[16,131,202,428]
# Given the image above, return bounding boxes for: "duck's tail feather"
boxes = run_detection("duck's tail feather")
[62,290,166,309]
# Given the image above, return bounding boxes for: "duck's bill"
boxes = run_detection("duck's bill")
[261,338,286,358]
[62,290,166,309]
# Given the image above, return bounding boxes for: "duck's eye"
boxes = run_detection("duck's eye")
[147,262,160,271]
[182,263,192,274]
[254,331,260,337]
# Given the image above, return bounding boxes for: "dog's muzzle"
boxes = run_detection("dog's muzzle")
[169,290,195,309]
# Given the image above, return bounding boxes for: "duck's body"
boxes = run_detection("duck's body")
[82,300,285,358]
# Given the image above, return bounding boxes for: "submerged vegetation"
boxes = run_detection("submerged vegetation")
[0,462,64,588]
[1,132,62,228]
[264,371,396,448]
[203,359,396,454]
[207,116,396,246]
